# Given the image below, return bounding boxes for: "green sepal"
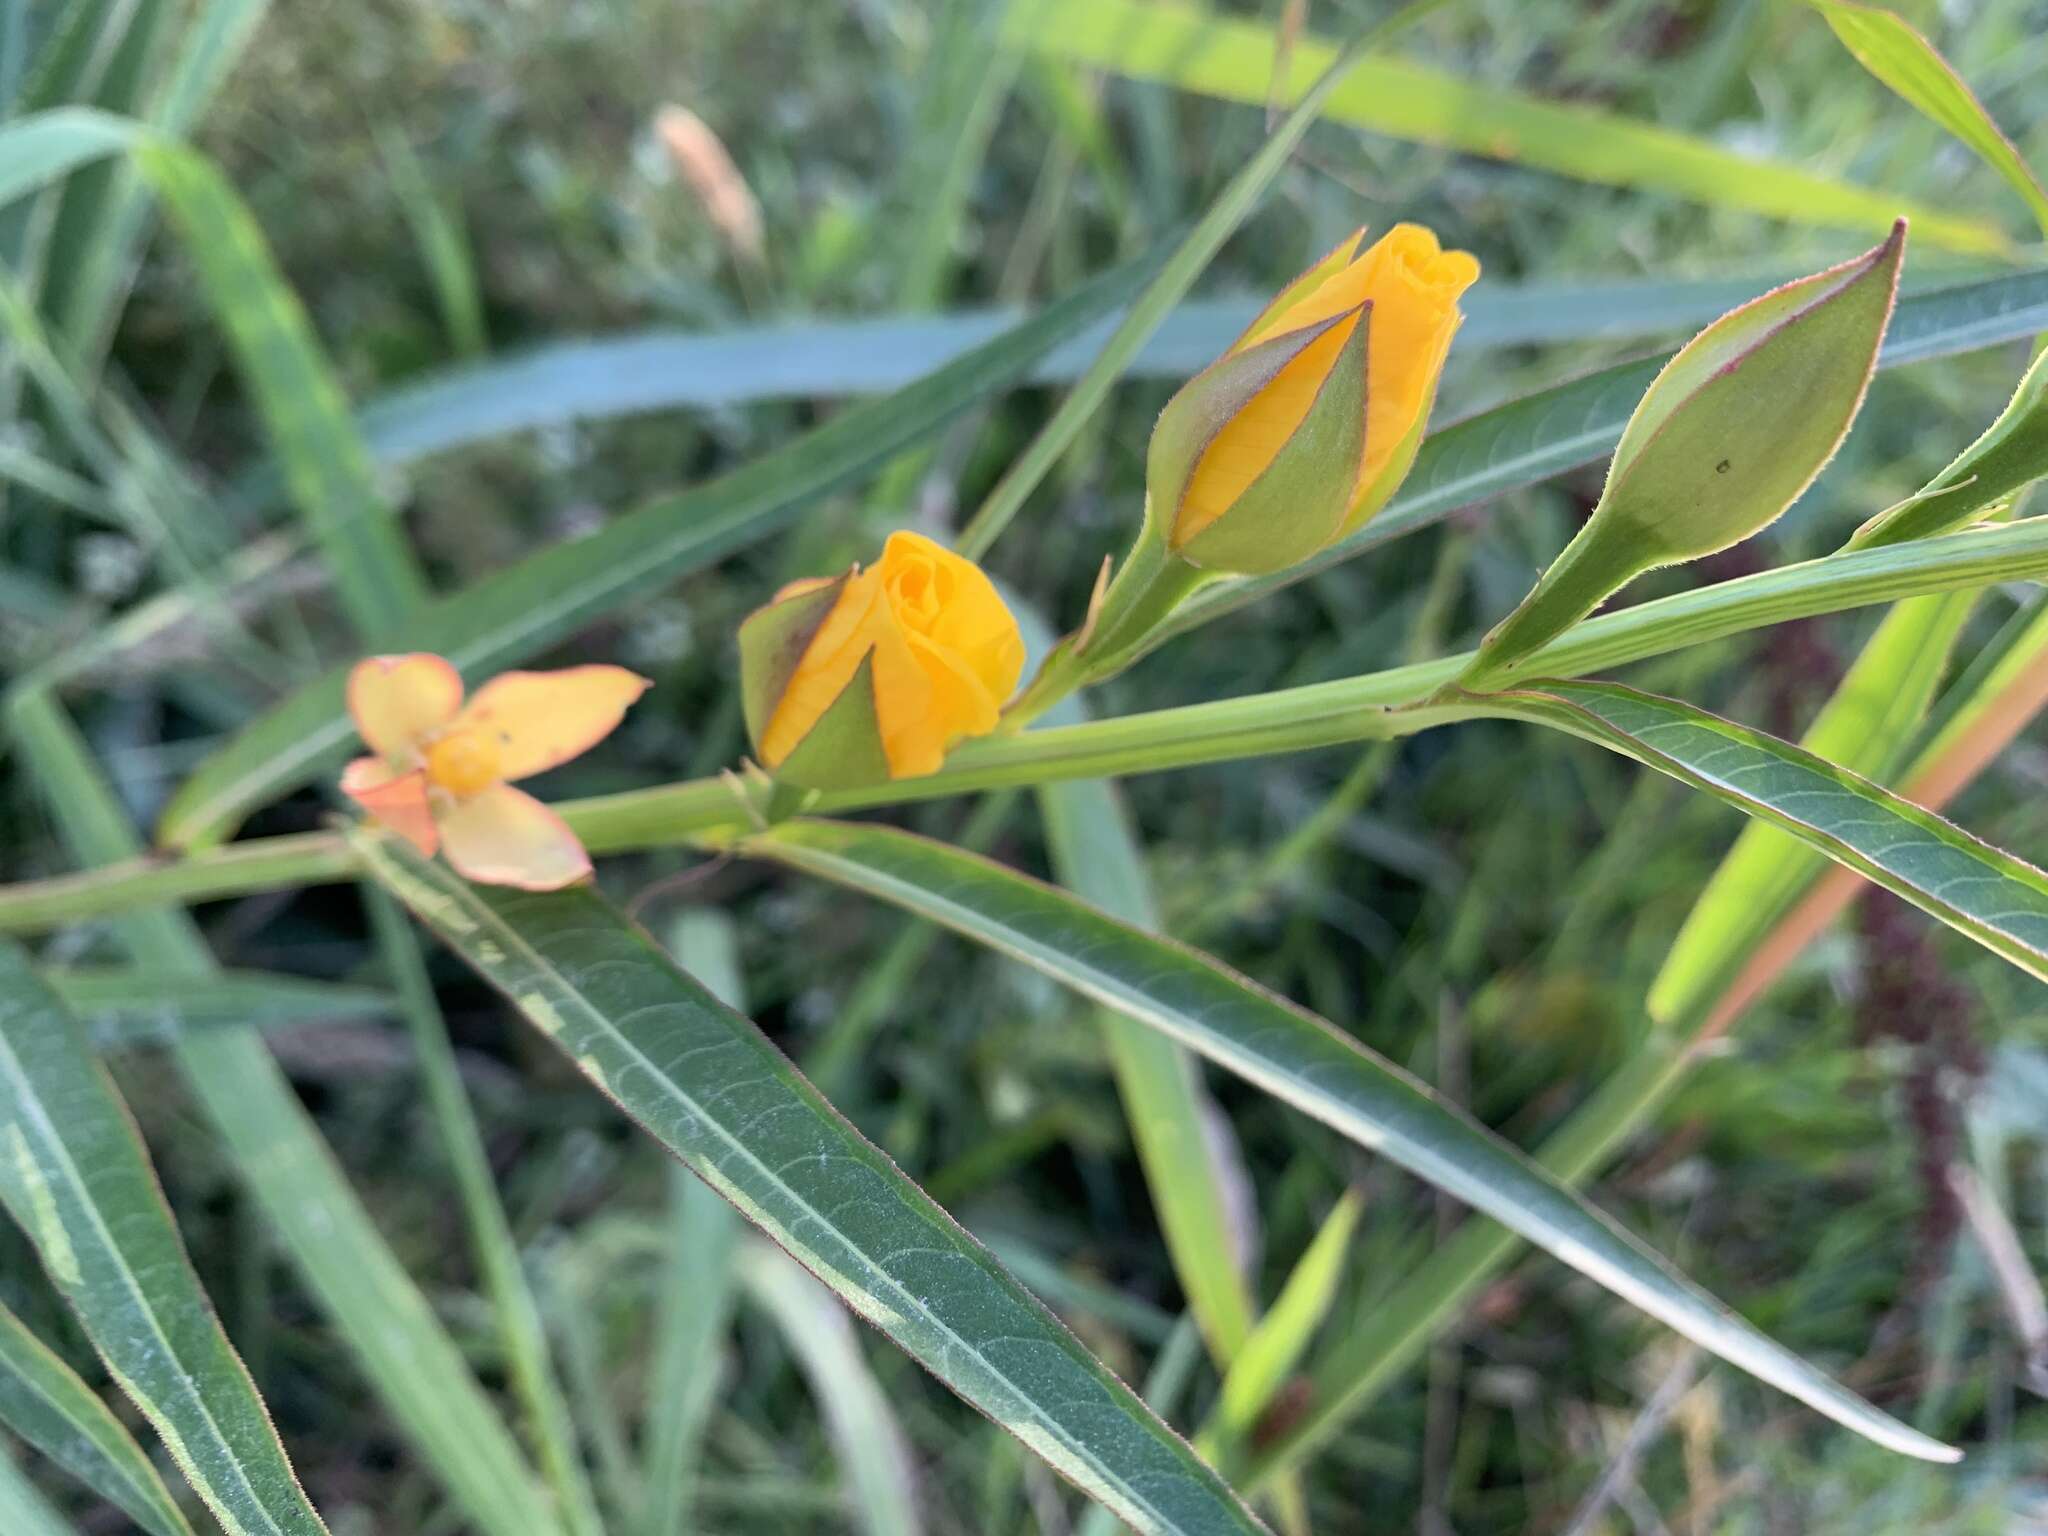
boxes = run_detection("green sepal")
[1462,221,1906,689]
[1219,227,1365,352]
[1149,308,1360,573]
[1849,343,2048,548]
[770,652,894,791]
[1333,402,1429,543]
[737,573,849,753]
[1175,305,1371,575]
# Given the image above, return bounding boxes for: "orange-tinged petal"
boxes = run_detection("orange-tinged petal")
[348,654,463,762]
[451,666,652,782]
[340,757,438,857]
[436,783,592,890]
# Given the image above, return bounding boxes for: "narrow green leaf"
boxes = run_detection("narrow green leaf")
[1647,589,1976,1027]
[1040,777,1257,1366]
[0,1301,196,1536]
[157,243,1170,851]
[1200,1190,1362,1455]
[6,686,571,1536]
[135,141,429,639]
[1160,264,2048,648]
[741,819,1957,1462]
[1006,0,2006,252]
[366,888,603,1536]
[1811,0,2048,239]
[0,940,330,1536]
[350,831,1271,1536]
[44,968,390,1050]
[642,911,744,1536]
[1478,679,2048,982]
[378,129,486,358]
[736,1241,923,1536]
[320,274,1811,473]
[0,107,134,211]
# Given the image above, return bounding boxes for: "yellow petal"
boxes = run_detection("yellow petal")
[348,654,463,762]
[436,783,592,890]
[340,757,438,857]
[451,666,652,782]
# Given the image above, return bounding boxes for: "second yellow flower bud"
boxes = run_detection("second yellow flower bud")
[1151,224,1479,575]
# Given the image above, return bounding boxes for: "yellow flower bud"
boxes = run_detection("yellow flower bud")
[1150,224,1479,574]
[740,531,1026,789]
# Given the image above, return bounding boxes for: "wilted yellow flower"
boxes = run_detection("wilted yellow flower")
[1151,224,1479,574]
[741,532,1026,788]
[341,654,649,889]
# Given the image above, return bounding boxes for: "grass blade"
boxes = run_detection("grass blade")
[1198,1190,1361,1460]
[156,242,1170,851]
[736,1240,924,1536]
[322,274,1796,475]
[1007,0,2005,252]
[365,887,603,1536]
[350,831,1272,1536]
[44,968,390,1050]
[5,686,571,1536]
[0,939,330,1536]
[1040,777,1258,1365]
[1811,0,2048,239]
[136,141,428,639]
[0,1301,196,1536]
[642,911,744,1536]
[1477,678,2048,982]
[0,108,135,210]
[742,818,1957,1463]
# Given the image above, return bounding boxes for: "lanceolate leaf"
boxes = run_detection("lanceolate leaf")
[157,245,1170,851]
[0,1301,196,1536]
[44,967,391,1050]
[0,940,329,1536]
[1646,589,1976,1028]
[742,819,1956,1462]
[1477,679,2048,982]
[350,831,1272,1536]
[1811,0,2048,239]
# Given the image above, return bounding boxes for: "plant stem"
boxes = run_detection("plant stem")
[6,515,2045,934]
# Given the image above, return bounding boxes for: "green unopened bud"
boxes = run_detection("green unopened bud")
[1849,343,2048,549]
[1464,220,1906,690]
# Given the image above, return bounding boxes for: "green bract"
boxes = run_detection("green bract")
[1152,307,1371,575]
[736,572,890,791]
[1463,221,1907,688]
[1850,343,2048,547]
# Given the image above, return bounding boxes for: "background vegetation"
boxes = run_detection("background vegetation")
[2,0,2044,1531]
